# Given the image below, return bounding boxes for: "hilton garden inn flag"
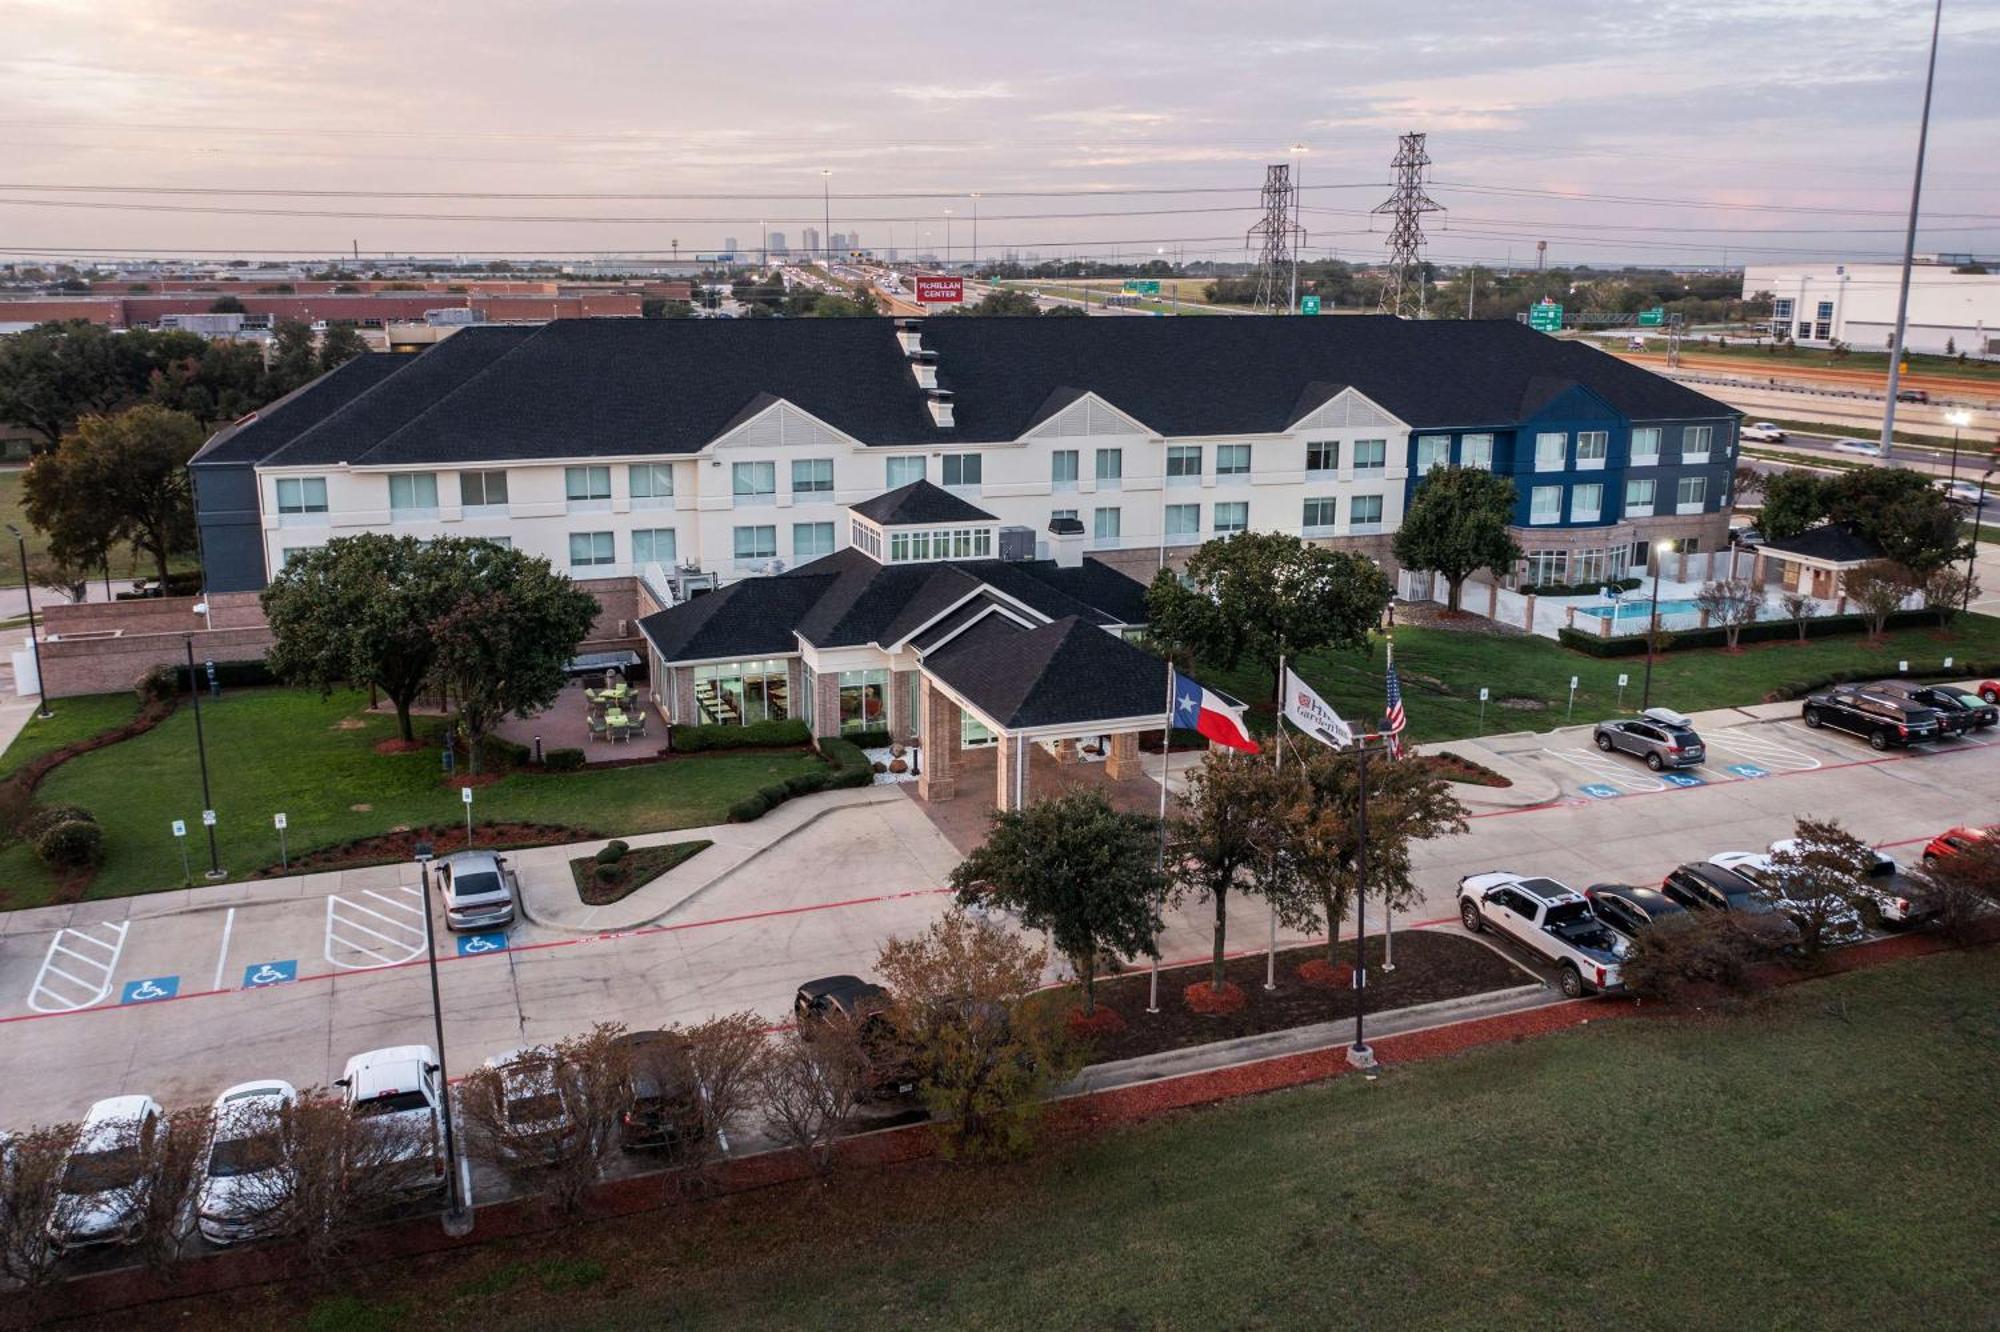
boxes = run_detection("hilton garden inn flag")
[1282,667,1354,750]
[1169,669,1261,753]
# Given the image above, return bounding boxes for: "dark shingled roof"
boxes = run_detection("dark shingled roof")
[1757,521,1885,565]
[923,615,1167,729]
[849,480,995,526]
[190,353,409,466]
[201,316,1734,467]
[635,573,837,662]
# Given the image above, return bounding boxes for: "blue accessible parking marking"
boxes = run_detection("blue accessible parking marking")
[456,931,510,957]
[1726,763,1771,779]
[1660,771,1704,787]
[121,976,179,1004]
[1578,782,1621,799]
[242,960,298,988]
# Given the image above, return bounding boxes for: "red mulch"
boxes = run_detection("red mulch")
[373,738,426,755]
[1183,980,1247,1014]
[1296,958,1354,989]
[255,822,590,877]
[1066,1007,1128,1037]
[448,771,506,788]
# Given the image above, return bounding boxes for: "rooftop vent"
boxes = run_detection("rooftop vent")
[927,387,955,429]
[909,348,939,389]
[894,318,924,354]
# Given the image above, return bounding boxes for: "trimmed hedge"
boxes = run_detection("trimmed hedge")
[726,793,771,823]
[478,734,532,768]
[36,818,104,870]
[168,659,278,691]
[1763,660,2000,702]
[844,728,893,750]
[670,718,811,752]
[1520,577,1642,597]
[542,747,586,772]
[1557,607,1938,658]
[595,839,630,866]
[818,736,877,790]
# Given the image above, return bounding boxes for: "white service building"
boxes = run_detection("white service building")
[1741,260,2000,357]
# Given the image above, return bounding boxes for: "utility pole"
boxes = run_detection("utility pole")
[1466,266,1476,319]
[969,192,980,268]
[1371,131,1445,318]
[821,169,833,264]
[1288,142,1307,314]
[1881,0,1944,456]
[1245,162,1304,314]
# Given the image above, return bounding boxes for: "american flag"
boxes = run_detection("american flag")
[1383,637,1407,757]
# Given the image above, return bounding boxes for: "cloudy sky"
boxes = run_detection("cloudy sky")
[2,0,1996,267]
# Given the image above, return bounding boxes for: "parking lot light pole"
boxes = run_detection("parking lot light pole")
[1946,410,1970,482]
[184,637,224,880]
[1640,539,1675,712]
[1968,466,1995,613]
[7,525,52,719]
[413,840,468,1230]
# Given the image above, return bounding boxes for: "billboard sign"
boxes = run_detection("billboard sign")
[914,276,964,304]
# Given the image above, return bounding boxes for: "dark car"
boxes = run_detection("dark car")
[1895,388,1930,403]
[794,976,917,1101]
[1878,682,1998,733]
[1583,883,1690,942]
[1592,707,1706,771]
[1659,862,1799,943]
[1801,685,1943,750]
[612,1030,703,1153]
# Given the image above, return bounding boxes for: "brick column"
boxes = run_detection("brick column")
[995,732,1017,811]
[1522,593,1536,633]
[917,677,958,802]
[1751,550,1766,585]
[1105,730,1143,781]
[812,669,841,740]
[1055,737,1080,765]
[893,669,919,740]
[1487,580,1499,618]
[671,668,697,727]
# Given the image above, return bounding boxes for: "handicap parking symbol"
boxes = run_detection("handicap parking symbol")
[241,960,298,988]
[456,931,510,957]
[120,976,179,1004]
[1578,782,1621,799]
[1660,771,1704,787]
[1726,763,1770,779]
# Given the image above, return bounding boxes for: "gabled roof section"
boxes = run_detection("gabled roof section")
[850,479,995,526]
[1757,521,1884,566]
[1019,387,1151,440]
[191,353,409,466]
[636,573,838,662]
[924,615,1167,730]
[1516,374,1619,422]
[907,597,1036,654]
[1284,380,1349,429]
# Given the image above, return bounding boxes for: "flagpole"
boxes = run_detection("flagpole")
[1348,731,1374,1070]
[1380,635,1400,973]
[1149,655,1174,1015]
[1267,652,1284,992]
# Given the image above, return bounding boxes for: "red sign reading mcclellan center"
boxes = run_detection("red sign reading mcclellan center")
[914,275,963,304]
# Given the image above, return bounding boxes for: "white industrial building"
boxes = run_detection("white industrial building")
[1742,260,2000,357]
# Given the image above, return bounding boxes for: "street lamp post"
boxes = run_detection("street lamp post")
[6,525,52,719]
[1640,539,1675,711]
[1968,466,1996,613]
[183,637,225,880]
[412,841,469,1229]
[1947,409,1971,482]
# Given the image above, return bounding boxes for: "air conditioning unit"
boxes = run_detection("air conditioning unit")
[765,559,787,575]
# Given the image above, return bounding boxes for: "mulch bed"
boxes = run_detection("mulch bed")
[1419,750,1513,788]
[256,822,592,877]
[569,840,712,905]
[1061,929,1530,1065]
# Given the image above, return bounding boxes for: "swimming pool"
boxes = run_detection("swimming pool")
[1574,597,1703,620]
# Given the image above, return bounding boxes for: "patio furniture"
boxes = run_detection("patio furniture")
[586,715,608,743]
[630,710,647,737]
[583,688,602,706]
[605,708,630,742]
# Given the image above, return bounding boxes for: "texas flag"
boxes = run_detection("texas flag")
[1170,669,1261,753]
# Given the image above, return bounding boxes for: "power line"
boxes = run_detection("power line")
[0,180,1391,203]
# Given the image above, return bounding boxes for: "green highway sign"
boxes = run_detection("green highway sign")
[1123,279,1161,295]
[1637,308,1665,327]
[1528,302,1564,332]
[1300,295,1321,315]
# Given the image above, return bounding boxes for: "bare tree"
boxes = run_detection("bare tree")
[752,1022,869,1182]
[677,1012,771,1175]
[1767,818,1875,962]
[27,555,92,605]
[1912,835,2000,945]
[458,1025,630,1217]
[127,1105,211,1280]
[0,1124,79,1305]
[1923,565,1979,628]
[1694,578,1763,650]
[1843,560,1917,639]
[1779,589,1818,643]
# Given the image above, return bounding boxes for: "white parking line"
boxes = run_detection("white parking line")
[211,907,236,990]
[28,921,130,1013]
[1540,747,1667,792]
[325,883,427,972]
[1703,728,1824,772]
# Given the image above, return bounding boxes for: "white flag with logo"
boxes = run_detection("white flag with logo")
[1283,667,1353,750]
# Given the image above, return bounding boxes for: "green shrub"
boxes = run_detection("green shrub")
[784,770,830,797]
[1557,607,1941,658]
[479,735,532,768]
[136,664,179,704]
[593,862,621,885]
[543,747,586,772]
[757,781,793,808]
[170,659,276,691]
[23,803,96,842]
[595,839,630,865]
[845,728,893,750]
[726,793,771,823]
[1618,911,1786,1006]
[36,818,105,870]
[670,718,811,753]
[818,737,876,790]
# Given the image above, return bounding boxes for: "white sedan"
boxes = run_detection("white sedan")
[196,1080,297,1245]
[1830,438,1880,456]
[1940,479,1987,508]
[1740,422,1786,443]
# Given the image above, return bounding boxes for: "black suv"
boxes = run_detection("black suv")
[1873,681,1997,736]
[1801,684,1943,751]
[1659,863,1798,943]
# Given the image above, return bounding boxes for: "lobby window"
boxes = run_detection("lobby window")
[942,454,982,488]
[631,528,676,565]
[733,524,778,562]
[837,668,889,733]
[1166,444,1202,485]
[732,461,776,504]
[1095,448,1123,486]
[694,658,790,726]
[1630,427,1662,464]
[1534,432,1567,471]
[1571,483,1603,523]
[458,470,507,511]
[1415,436,1451,475]
[1677,476,1708,512]
[1353,439,1387,472]
[1093,507,1121,543]
[1460,435,1493,470]
[1051,449,1079,489]
[1575,431,1608,469]
[629,463,674,507]
[1682,426,1713,461]
[791,458,833,495]
[886,456,925,488]
[1213,501,1248,534]
[1306,440,1339,474]
[276,476,328,521]
[564,466,611,511]
[793,521,835,560]
[1215,444,1251,477]
[388,472,439,519]
[1302,497,1337,532]
[1624,478,1656,516]
[1529,485,1563,525]
[1524,550,1569,585]
[568,531,614,568]
[1165,503,1200,539]
[1350,494,1384,526]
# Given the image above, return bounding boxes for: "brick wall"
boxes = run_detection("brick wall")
[39,626,275,699]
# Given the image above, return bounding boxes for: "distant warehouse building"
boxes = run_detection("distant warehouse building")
[1741,259,2000,357]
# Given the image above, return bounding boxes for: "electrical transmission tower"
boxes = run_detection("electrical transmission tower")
[1245,163,1304,314]
[1371,132,1445,318]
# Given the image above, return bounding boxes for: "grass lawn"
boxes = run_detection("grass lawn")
[0,690,140,781]
[0,688,823,907]
[1200,616,2000,745]
[242,949,2000,1331]
[1627,340,2000,383]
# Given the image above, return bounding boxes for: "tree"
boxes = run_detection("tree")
[27,553,92,604]
[949,790,1169,1015]
[262,534,462,743]
[874,911,1078,1161]
[0,320,134,448]
[1912,835,2000,945]
[1146,531,1392,699]
[265,319,320,396]
[428,543,601,772]
[316,322,369,374]
[1285,746,1468,968]
[458,1025,629,1217]
[1391,465,1523,612]
[1694,578,1763,649]
[674,1012,769,1176]
[1923,564,1978,627]
[1766,818,1876,962]
[21,404,202,585]
[752,1025,869,1181]
[1842,560,1916,638]
[0,1123,78,1305]
[1756,470,1828,540]
[942,289,1044,317]
[1169,750,1304,993]
[1825,468,1962,573]
[1779,589,1818,642]
[145,338,269,428]
[128,1105,212,1279]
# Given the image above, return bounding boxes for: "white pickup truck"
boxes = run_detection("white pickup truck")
[1458,872,1628,998]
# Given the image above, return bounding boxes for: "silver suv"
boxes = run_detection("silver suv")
[436,849,519,932]
[1592,707,1705,771]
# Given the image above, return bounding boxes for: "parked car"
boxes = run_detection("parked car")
[1909,683,1998,730]
[612,1029,703,1153]
[1895,387,1930,403]
[1592,707,1706,770]
[48,1096,162,1252]
[481,1046,575,1157]
[1800,684,1943,750]
[1658,862,1799,942]
[1764,837,1933,929]
[1940,479,1987,508]
[434,850,519,933]
[794,975,919,1099]
[1830,438,1879,456]
[1457,872,1626,997]
[335,1046,446,1195]
[195,1080,296,1245]
[1923,825,1992,865]
[1740,422,1786,443]
[1977,680,2000,705]
[1582,883,1690,943]
[1707,852,1867,945]
[1730,525,1764,549]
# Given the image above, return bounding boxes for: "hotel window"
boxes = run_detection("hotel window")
[1213,501,1248,534]
[276,476,328,521]
[280,546,314,567]
[631,528,676,565]
[791,458,833,495]
[1050,508,1078,523]
[568,531,614,568]
[1573,548,1611,586]
[388,472,439,519]
[480,536,512,550]
[942,454,982,488]
[1095,448,1123,486]
[564,466,611,510]
[1167,444,1202,485]
[850,520,881,561]
[1682,426,1713,461]
[1815,300,1834,341]
[1165,503,1201,539]
[1051,449,1079,489]
[732,461,776,504]
[1624,478,1656,516]
[1524,550,1569,585]
[457,470,507,511]
[1350,494,1384,526]
[1306,440,1339,474]
[1215,444,1251,477]
[1353,439,1387,472]
[694,658,790,726]
[1093,507,1121,543]
[1630,427,1661,464]
[1575,431,1608,469]
[629,463,674,507]
[793,521,835,560]
[1773,297,1794,321]
[1460,435,1493,470]
[1529,485,1563,525]
[1571,483,1603,523]
[1415,436,1451,475]
[1534,432,1567,471]
[886,456,925,487]
[1677,476,1708,512]
[1302,497,1337,532]
[837,668,889,734]
[733,524,778,562]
